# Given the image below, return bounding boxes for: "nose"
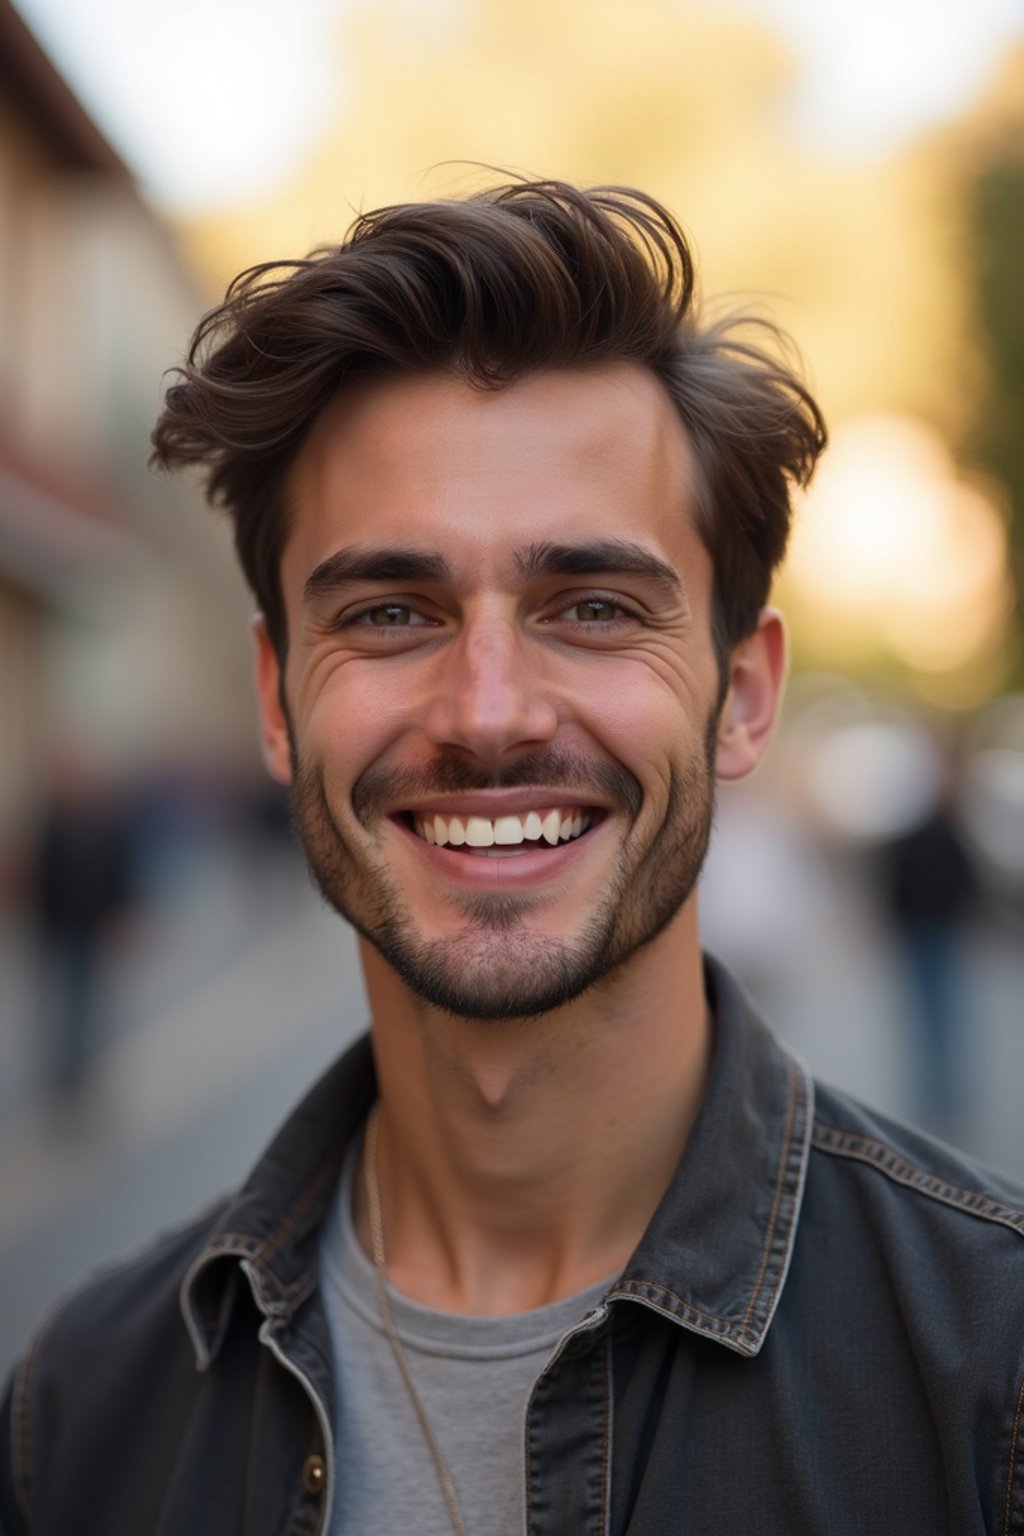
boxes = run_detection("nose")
[423,615,558,764]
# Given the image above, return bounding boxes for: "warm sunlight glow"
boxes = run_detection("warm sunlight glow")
[784,416,1012,686]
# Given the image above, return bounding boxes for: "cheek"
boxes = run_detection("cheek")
[297,665,418,791]
[568,657,709,763]
[569,693,687,822]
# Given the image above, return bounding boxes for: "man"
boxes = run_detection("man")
[3,179,1024,1535]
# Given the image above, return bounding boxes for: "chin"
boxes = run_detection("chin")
[364,924,612,1021]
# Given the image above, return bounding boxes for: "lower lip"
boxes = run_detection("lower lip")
[393,817,604,887]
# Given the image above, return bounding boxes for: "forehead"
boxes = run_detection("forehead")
[283,364,705,590]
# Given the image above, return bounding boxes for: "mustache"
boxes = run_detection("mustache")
[351,748,643,824]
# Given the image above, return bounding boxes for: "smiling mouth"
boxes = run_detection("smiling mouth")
[406,807,598,858]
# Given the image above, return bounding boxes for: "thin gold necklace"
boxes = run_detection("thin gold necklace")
[363,1104,469,1536]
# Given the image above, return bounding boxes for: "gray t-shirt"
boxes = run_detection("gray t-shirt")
[319,1139,614,1535]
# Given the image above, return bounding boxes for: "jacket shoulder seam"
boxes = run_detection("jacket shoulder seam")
[10,1348,32,1527]
[1004,1367,1024,1535]
[10,1293,61,1529]
[812,1120,1024,1236]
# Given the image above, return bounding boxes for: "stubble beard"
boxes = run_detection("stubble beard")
[290,733,718,1022]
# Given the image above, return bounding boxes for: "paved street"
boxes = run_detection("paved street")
[0,837,367,1375]
[2,821,1022,1381]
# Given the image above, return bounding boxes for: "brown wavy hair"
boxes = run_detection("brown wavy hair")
[151,178,826,667]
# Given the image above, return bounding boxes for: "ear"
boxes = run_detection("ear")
[715,607,786,782]
[252,615,293,785]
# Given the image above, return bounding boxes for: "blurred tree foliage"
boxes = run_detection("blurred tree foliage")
[968,156,1024,665]
[185,0,968,438]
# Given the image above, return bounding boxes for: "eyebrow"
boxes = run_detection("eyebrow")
[515,540,682,590]
[302,537,682,605]
[304,547,453,605]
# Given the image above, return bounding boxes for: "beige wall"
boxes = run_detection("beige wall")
[0,81,257,856]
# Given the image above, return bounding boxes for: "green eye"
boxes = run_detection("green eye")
[366,604,414,626]
[574,598,621,622]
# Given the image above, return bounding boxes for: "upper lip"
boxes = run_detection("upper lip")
[393,788,612,818]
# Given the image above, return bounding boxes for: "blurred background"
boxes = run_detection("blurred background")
[1,0,1023,1376]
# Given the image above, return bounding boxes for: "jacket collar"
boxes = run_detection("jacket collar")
[180,1033,378,1369]
[180,955,812,1368]
[609,955,813,1356]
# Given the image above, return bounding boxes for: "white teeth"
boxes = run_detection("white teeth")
[541,810,561,845]
[493,815,524,845]
[412,807,594,850]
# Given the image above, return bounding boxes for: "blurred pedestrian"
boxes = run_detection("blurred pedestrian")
[878,794,979,1133]
[31,749,134,1103]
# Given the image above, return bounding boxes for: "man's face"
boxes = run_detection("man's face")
[257,364,759,1019]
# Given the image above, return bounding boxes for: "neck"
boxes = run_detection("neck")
[354,903,711,1314]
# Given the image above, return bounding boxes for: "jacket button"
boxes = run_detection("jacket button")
[301,1454,326,1495]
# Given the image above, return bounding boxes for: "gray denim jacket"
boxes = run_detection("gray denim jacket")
[5,956,1024,1534]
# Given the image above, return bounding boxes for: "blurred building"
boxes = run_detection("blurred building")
[0,0,255,896]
